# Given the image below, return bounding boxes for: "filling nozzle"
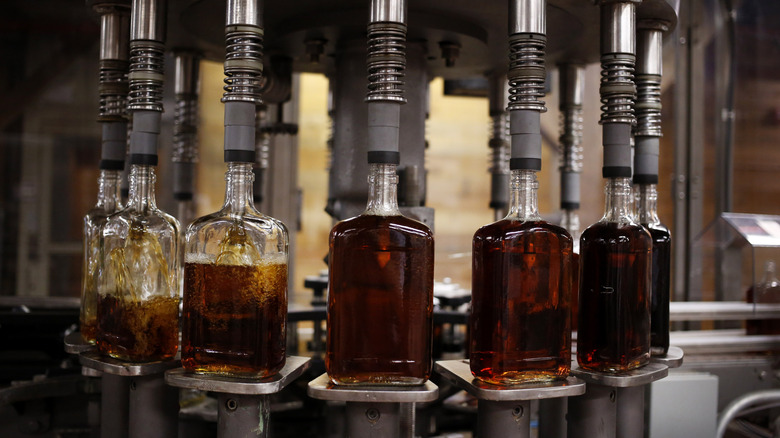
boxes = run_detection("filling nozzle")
[559,64,584,211]
[172,50,202,201]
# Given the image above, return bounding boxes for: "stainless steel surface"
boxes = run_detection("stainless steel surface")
[478,400,532,438]
[79,351,180,377]
[538,398,567,438]
[600,1,636,55]
[671,329,780,354]
[226,0,262,27]
[370,0,406,24]
[571,363,668,388]
[64,332,95,354]
[307,373,439,403]
[173,51,200,96]
[346,402,402,438]
[83,367,102,377]
[217,393,270,438]
[637,28,663,75]
[616,385,645,438]
[509,0,545,35]
[567,384,616,438]
[164,356,311,395]
[99,9,130,61]
[434,359,586,401]
[716,390,780,438]
[651,345,684,368]
[130,0,166,42]
[670,301,780,321]
[128,373,179,438]
[102,373,130,438]
[560,63,584,107]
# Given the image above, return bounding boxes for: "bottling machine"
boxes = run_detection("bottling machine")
[2,0,780,437]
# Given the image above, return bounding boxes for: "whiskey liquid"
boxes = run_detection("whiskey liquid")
[182,257,287,378]
[577,222,652,372]
[470,220,573,384]
[326,214,434,386]
[646,225,671,355]
[96,294,179,362]
[571,253,580,332]
[81,313,97,344]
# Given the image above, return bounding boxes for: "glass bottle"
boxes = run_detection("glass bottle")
[578,177,652,372]
[181,162,288,378]
[561,209,581,331]
[80,170,123,344]
[470,170,573,384]
[746,260,780,335]
[326,163,434,385]
[97,165,181,362]
[635,183,671,355]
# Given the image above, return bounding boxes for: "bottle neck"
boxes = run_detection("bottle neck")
[222,162,257,215]
[506,169,541,221]
[127,165,157,212]
[561,209,581,251]
[635,183,660,225]
[365,163,400,216]
[96,169,123,212]
[602,177,634,223]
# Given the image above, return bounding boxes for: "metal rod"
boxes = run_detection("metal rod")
[538,398,567,438]
[616,385,645,438]
[346,402,401,438]
[128,374,179,438]
[478,400,531,438]
[101,373,129,438]
[217,393,270,438]
[567,384,617,438]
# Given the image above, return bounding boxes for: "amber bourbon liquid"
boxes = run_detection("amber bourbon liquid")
[96,294,179,362]
[327,214,434,385]
[571,253,580,332]
[577,222,652,372]
[182,256,287,378]
[81,313,97,344]
[470,220,573,384]
[646,225,671,355]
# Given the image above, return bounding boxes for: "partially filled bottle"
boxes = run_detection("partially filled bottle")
[326,163,434,385]
[577,178,652,372]
[471,170,573,384]
[98,165,181,362]
[81,170,123,343]
[635,183,671,355]
[182,162,288,378]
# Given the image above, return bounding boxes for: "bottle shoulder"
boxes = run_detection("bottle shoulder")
[187,210,288,237]
[581,221,652,247]
[331,213,433,240]
[103,206,180,237]
[474,219,573,244]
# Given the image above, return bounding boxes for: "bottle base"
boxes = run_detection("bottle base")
[182,361,284,380]
[577,356,650,374]
[472,370,569,386]
[328,374,428,387]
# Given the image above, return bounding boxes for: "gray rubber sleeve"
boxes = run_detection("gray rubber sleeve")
[560,171,580,205]
[102,121,128,162]
[224,101,256,152]
[634,136,659,177]
[368,101,400,154]
[129,110,161,156]
[510,110,541,161]
[602,123,632,169]
[173,162,195,196]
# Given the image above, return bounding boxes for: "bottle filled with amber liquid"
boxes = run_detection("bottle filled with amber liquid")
[561,209,581,331]
[182,162,288,378]
[470,170,573,384]
[80,170,123,344]
[635,183,671,355]
[98,165,181,362]
[577,177,652,372]
[326,163,434,385]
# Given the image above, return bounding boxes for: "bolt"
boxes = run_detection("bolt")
[610,390,617,403]
[129,380,136,391]
[512,406,524,418]
[439,41,461,68]
[305,39,327,64]
[226,398,238,411]
[365,408,380,422]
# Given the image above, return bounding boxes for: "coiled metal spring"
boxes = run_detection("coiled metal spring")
[128,41,164,111]
[507,34,546,112]
[98,60,128,120]
[172,97,199,163]
[488,113,509,174]
[222,28,264,103]
[559,106,584,173]
[366,22,406,103]
[599,55,636,124]
[635,74,662,137]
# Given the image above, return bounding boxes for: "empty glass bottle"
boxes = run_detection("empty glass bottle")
[470,170,573,384]
[97,165,181,362]
[578,177,652,372]
[182,162,288,378]
[635,183,671,355]
[326,163,434,386]
[80,170,123,344]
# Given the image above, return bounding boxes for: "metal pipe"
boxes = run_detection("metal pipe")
[509,0,545,35]
[346,402,401,438]
[478,400,531,437]
[567,384,617,438]
[101,374,129,438]
[370,0,406,24]
[128,374,179,438]
[488,73,509,214]
[217,394,270,438]
[600,1,637,55]
[716,390,780,438]
[226,0,262,27]
[130,0,166,42]
[558,64,584,213]
[616,386,645,438]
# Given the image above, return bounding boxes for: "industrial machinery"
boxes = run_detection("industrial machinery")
[2,0,780,437]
